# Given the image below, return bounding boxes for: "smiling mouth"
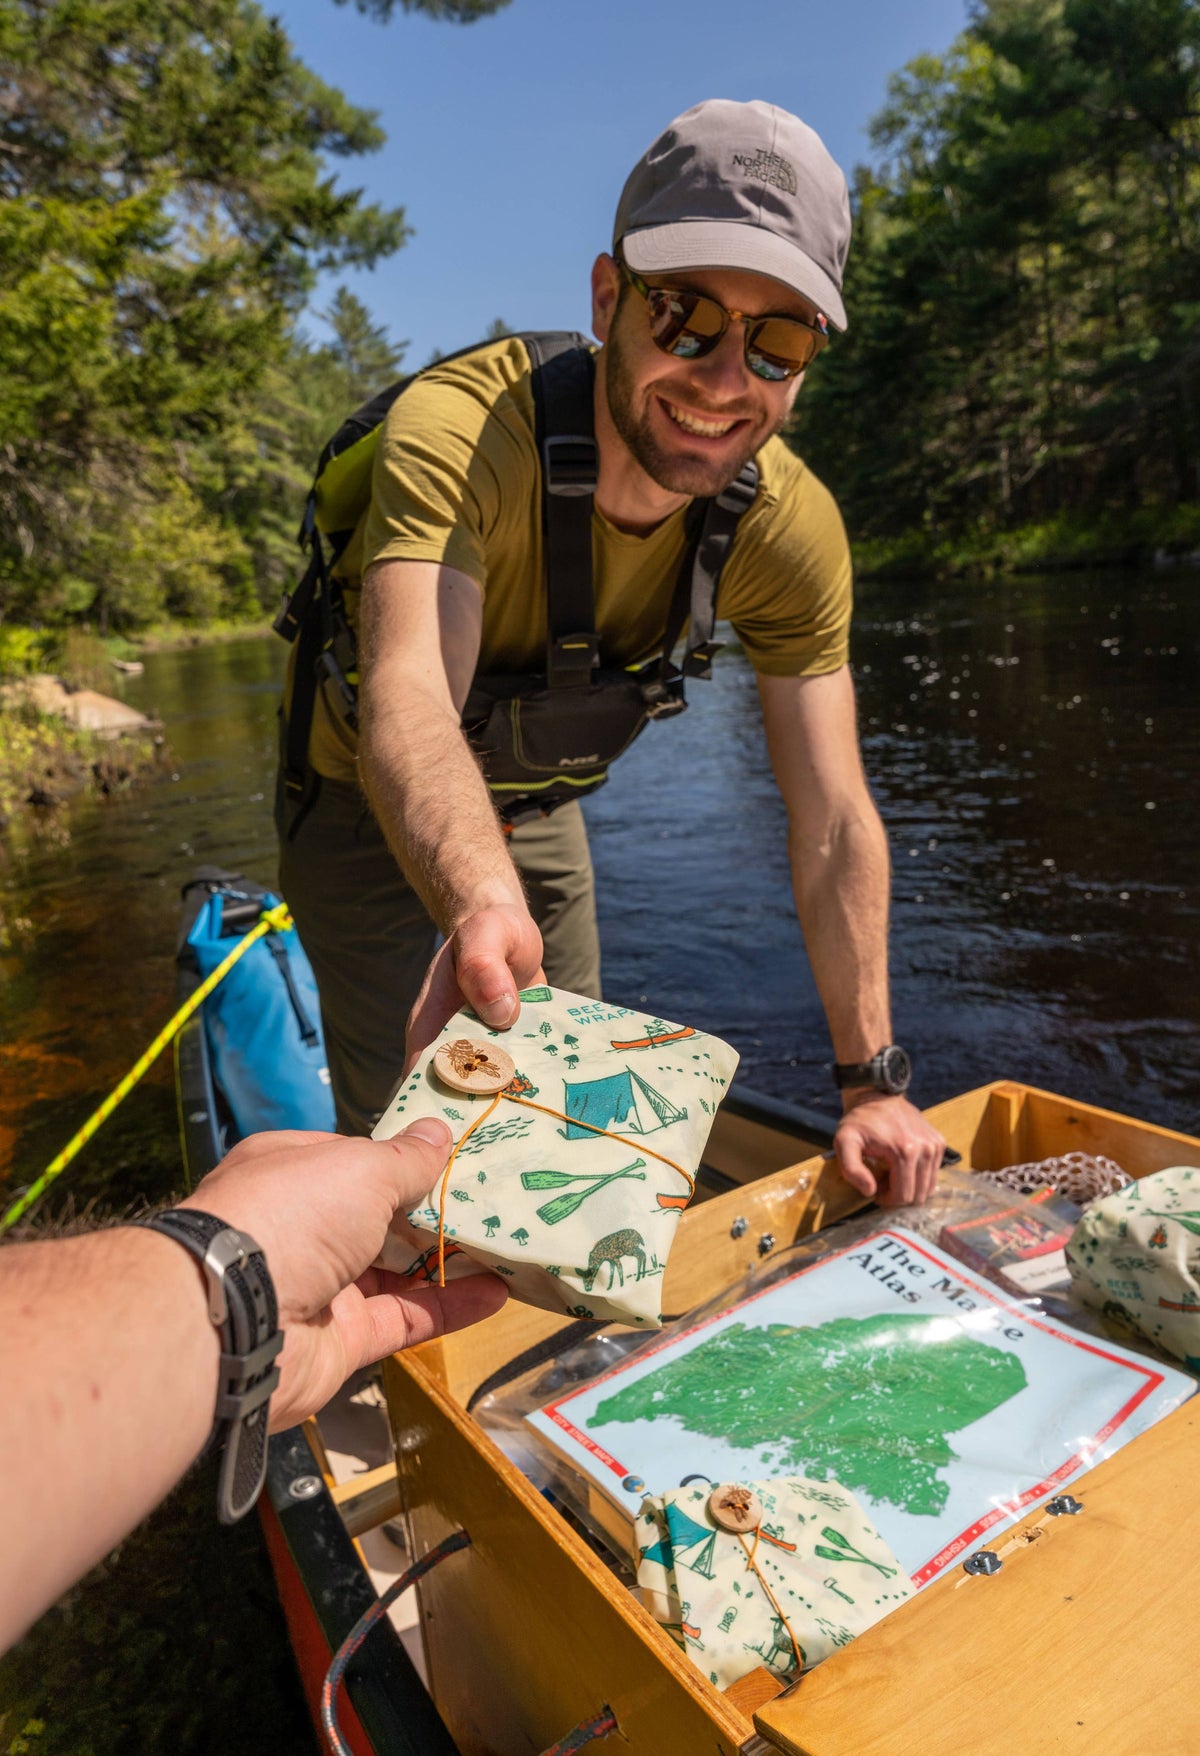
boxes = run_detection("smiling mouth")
[661,398,742,439]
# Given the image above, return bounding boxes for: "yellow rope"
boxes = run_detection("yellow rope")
[0,902,293,1235]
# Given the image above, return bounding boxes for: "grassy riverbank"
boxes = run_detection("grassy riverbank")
[853,504,1200,581]
[0,622,264,834]
[0,705,161,832]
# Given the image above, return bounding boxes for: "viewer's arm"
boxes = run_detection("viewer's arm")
[357,558,543,1059]
[0,1119,506,1654]
[757,666,943,1204]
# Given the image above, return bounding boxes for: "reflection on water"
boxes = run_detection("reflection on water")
[2,568,1198,1213]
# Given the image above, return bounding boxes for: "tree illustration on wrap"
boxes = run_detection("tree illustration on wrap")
[590,1314,1027,1516]
[520,1159,647,1224]
[560,1070,686,1140]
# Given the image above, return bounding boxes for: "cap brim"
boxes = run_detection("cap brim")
[622,221,847,333]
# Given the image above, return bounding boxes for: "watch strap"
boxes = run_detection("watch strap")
[139,1208,283,1523]
[833,1058,879,1089]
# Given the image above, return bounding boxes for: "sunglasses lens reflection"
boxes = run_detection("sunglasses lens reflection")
[640,277,827,380]
[746,317,819,380]
[647,289,725,358]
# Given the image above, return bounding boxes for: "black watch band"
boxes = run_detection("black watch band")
[833,1044,912,1097]
[138,1208,283,1524]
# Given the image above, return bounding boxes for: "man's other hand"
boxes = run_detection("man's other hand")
[834,1094,944,1206]
[181,1120,507,1430]
[405,902,544,1069]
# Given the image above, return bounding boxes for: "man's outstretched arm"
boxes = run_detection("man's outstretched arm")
[0,1120,506,1655]
[357,558,544,1060]
[757,665,944,1205]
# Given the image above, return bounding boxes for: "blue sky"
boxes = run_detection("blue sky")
[277,0,967,366]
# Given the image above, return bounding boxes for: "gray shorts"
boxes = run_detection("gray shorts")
[276,773,601,1134]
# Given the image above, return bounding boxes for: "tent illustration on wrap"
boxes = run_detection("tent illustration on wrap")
[561,1068,687,1140]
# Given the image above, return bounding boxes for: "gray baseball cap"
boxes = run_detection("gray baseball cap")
[613,99,851,332]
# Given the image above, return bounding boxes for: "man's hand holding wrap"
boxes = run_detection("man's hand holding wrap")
[404,903,545,1071]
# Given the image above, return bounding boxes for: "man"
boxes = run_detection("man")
[277,99,944,1203]
[0,1118,505,1655]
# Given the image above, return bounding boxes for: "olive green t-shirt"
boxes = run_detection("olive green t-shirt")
[304,336,851,783]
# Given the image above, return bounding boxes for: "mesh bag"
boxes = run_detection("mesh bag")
[978,1152,1130,1207]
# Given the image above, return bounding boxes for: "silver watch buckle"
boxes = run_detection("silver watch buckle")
[201,1227,262,1326]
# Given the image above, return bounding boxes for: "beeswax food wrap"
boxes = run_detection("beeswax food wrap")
[634,1477,914,1689]
[1066,1166,1200,1367]
[372,985,739,1327]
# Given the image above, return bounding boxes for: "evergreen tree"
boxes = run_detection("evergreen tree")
[0,0,497,633]
[798,0,1200,558]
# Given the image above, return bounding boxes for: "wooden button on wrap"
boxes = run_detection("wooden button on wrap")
[708,1484,763,1534]
[432,1038,516,1095]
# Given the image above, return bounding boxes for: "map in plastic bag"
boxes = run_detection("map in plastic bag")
[525,1225,1195,1585]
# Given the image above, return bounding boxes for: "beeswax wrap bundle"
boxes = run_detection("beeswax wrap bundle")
[1066,1166,1200,1367]
[372,985,739,1327]
[634,1477,914,1689]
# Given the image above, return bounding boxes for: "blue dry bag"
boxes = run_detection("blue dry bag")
[186,890,336,1136]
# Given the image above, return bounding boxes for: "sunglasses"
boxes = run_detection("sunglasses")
[619,261,829,382]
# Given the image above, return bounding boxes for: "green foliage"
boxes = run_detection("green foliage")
[798,0,1200,556]
[0,628,50,678]
[0,0,488,636]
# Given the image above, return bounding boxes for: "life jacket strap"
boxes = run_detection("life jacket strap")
[527,336,600,690]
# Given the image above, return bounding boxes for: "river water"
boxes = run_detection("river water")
[2,565,1199,1214]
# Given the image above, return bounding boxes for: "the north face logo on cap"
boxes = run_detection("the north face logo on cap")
[730,148,797,195]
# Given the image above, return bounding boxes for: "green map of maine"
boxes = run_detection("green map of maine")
[589,1314,1027,1516]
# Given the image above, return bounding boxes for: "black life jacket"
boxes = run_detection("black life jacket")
[275,331,757,828]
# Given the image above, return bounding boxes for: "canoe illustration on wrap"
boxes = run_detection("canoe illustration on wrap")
[610,1023,697,1051]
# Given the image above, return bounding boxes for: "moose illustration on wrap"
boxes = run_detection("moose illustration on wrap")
[579,1229,648,1292]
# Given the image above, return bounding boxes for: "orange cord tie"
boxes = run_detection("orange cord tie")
[737,1529,805,1677]
[433,1084,694,1287]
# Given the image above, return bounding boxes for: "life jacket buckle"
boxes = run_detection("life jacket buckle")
[548,631,599,686]
[683,639,725,680]
[543,434,599,497]
[640,673,688,720]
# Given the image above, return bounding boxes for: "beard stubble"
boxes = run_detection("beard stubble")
[602,318,788,500]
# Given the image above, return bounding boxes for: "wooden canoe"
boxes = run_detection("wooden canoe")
[174,883,1200,1752]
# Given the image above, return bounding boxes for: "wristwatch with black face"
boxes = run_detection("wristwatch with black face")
[833,1045,912,1097]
